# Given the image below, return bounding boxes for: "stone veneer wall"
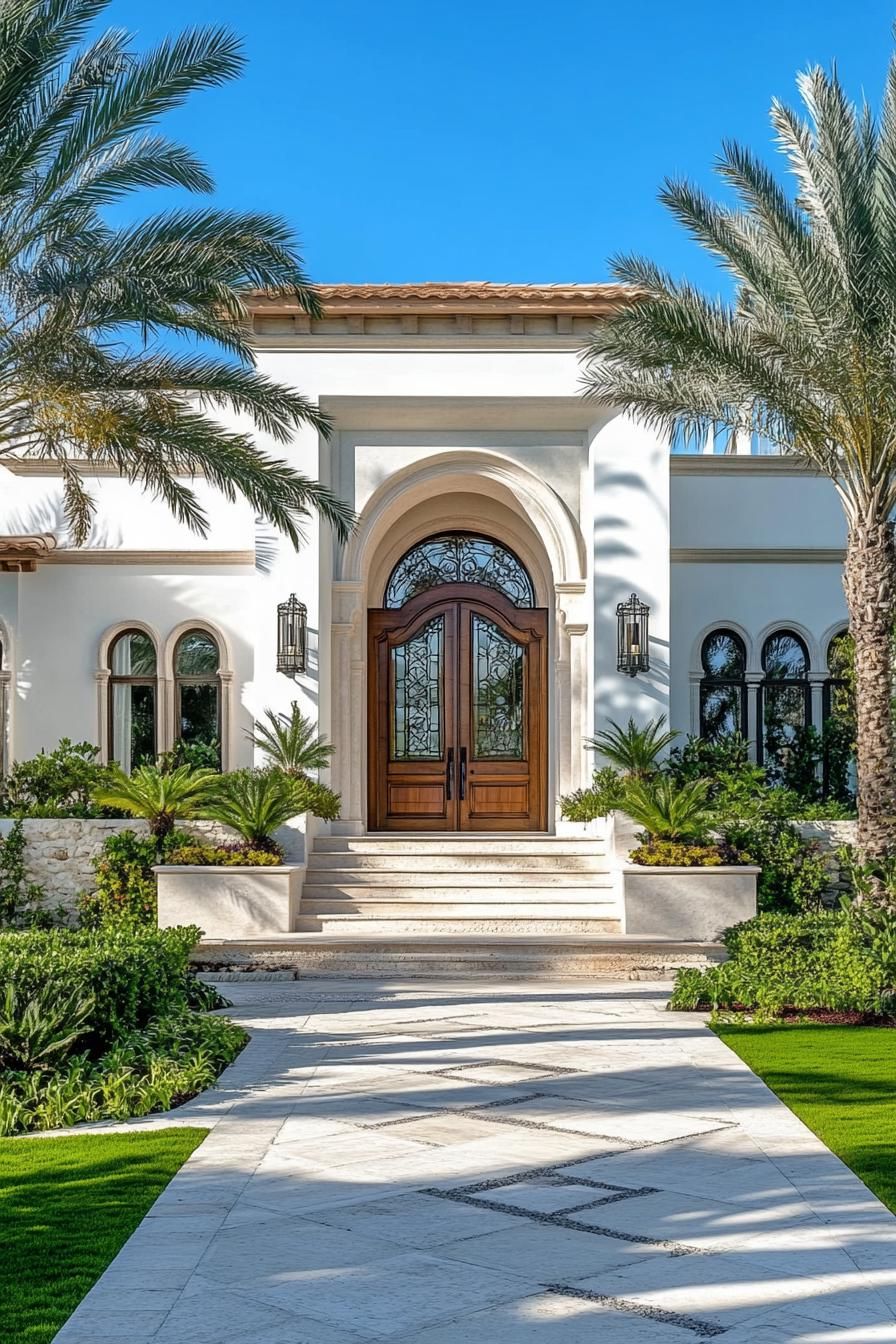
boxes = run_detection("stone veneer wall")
[795,820,857,905]
[0,816,307,917]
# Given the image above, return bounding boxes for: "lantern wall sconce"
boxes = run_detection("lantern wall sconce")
[277,594,307,676]
[617,592,650,677]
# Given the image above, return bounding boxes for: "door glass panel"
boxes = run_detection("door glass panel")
[391,616,444,760]
[472,614,524,759]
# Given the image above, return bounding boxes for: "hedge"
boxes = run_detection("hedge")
[669,912,888,1014]
[0,924,201,1051]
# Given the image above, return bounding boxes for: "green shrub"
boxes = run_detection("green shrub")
[0,1009,247,1135]
[77,828,191,928]
[157,738,221,772]
[559,767,625,822]
[248,703,334,776]
[0,820,55,928]
[668,912,888,1014]
[166,841,283,866]
[0,740,114,818]
[667,733,756,790]
[0,925,200,1052]
[718,816,829,913]
[629,840,744,867]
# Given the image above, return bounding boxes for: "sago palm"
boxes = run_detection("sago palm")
[586,716,679,778]
[0,0,354,545]
[203,768,338,850]
[582,45,896,860]
[622,777,713,844]
[247,703,334,778]
[93,763,219,847]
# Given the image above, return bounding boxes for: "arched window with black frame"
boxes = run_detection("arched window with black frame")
[759,629,810,782]
[699,629,747,741]
[823,628,856,802]
[109,629,157,772]
[174,629,221,762]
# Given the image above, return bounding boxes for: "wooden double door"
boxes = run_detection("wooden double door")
[368,584,547,831]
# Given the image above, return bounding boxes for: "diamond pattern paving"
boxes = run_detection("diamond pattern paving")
[53,978,896,1342]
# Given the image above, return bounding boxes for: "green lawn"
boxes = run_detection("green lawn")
[716,1024,896,1213]
[0,1128,207,1344]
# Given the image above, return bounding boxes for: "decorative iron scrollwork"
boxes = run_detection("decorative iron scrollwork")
[385,533,535,608]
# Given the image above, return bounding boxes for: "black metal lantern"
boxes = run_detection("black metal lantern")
[277,594,307,675]
[617,592,650,677]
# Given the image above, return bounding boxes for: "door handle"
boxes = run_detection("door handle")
[459,746,467,800]
[446,748,454,800]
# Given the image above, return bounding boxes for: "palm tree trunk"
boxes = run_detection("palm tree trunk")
[844,521,896,860]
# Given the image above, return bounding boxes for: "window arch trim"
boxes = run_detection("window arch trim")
[163,620,232,770]
[96,621,162,765]
[698,627,748,740]
[758,626,812,768]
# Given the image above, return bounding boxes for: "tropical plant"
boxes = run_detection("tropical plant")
[0,821,52,928]
[622,776,713,843]
[582,47,896,860]
[202,768,339,849]
[0,0,354,545]
[585,716,678,778]
[0,739,112,817]
[559,766,626,822]
[247,704,334,778]
[77,827,190,927]
[0,982,94,1070]
[92,764,219,850]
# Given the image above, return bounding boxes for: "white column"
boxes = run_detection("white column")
[587,414,671,741]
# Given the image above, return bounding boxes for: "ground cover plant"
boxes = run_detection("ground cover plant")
[0,1128,207,1344]
[716,1025,896,1214]
[0,924,246,1134]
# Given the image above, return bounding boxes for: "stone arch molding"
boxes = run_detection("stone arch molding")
[329,450,590,833]
[339,450,586,592]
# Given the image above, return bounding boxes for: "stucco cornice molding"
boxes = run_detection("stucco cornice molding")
[671,455,821,476]
[46,549,254,566]
[672,547,845,564]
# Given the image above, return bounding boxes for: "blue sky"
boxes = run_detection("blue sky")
[108,0,896,294]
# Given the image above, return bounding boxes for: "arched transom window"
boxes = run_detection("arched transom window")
[109,630,157,772]
[174,630,220,758]
[699,629,747,740]
[760,629,810,778]
[384,533,535,608]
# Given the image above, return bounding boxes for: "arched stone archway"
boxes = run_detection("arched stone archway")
[329,451,589,833]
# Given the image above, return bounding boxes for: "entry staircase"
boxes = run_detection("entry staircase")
[298,833,620,936]
[194,829,725,979]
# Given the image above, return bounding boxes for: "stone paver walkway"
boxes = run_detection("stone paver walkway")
[54,979,896,1343]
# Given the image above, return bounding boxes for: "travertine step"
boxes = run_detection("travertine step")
[308,851,608,871]
[301,895,619,913]
[303,874,613,894]
[312,836,606,856]
[193,933,723,980]
[295,915,623,935]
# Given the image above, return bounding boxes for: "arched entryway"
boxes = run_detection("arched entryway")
[367,533,548,831]
[328,451,589,836]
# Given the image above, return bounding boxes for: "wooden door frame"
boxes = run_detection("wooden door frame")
[367,584,548,832]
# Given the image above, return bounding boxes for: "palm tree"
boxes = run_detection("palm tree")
[0,0,354,545]
[586,716,679,778]
[247,703,334,778]
[93,763,219,852]
[582,48,896,861]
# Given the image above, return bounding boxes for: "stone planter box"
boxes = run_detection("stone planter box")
[621,865,759,942]
[155,864,304,939]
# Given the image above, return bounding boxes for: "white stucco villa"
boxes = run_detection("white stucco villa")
[0,284,851,968]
